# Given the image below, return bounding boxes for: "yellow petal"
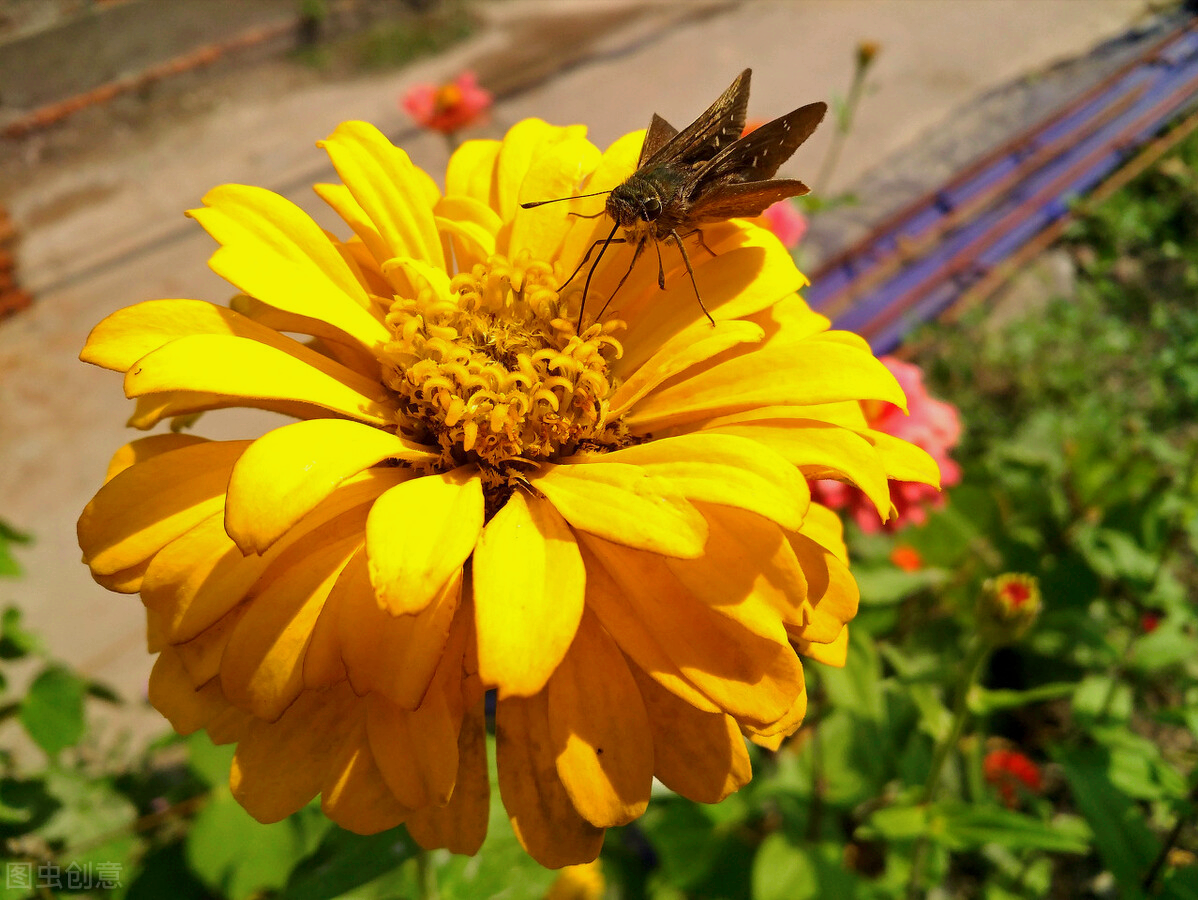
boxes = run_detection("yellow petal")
[531,462,707,559]
[338,550,461,710]
[547,609,653,827]
[497,691,605,869]
[314,181,389,270]
[173,604,244,687]
[445,138,501,207]
[741,661,808,740]
[231,685,356,823]
[187,184,387,350]
[79,439,249,575]
[124,333,392,425]
[627,330,907,433]
[613,229,807,372]
[495,119,587,223]
[405,697,490,855]
[670,505,807,636]
[702,413,892,518]
[580,533,799,727]
[510,136,602,264]
[434,195,501,271]
[104,433,207,481]
[319,121,443,268]
[797,501,848,563]
[786,531,859,645]
[579,545,721,715]
[220,510,365,721]
[366,467,483,615]
[865,429,942,487]
[147,469,405,644]
[148,648,228,736]
[587,433,809,533]
[125,389,326,432]
[795,626,850,667]
[226,418,433,555]
[628,661,750,804]
[474,492,584,698]
[609,319,764,417]
[321,703,411,834]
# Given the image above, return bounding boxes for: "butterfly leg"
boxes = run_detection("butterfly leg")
[561,233,628,292]
[595,237,648,322]
[669,229,715,326]
[653,239,666,289]
[679,228,718,259]
[576,223,623,331]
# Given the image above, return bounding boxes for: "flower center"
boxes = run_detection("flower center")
[434,84,464,114]
[379,251,628,484]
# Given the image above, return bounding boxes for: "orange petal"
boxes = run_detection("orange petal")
[219,511,366,721]
[547,609,653,828]
[231,685,357,823]
[496,691,604,868]
[405,697,491,855]
[79,439,249,575]
[628,661,750,803]
[473,492,584,698]
[366,689,459,809]
[321,703,411,834]
[338,549,462,710]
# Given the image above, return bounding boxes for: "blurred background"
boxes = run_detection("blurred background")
[3,1,1198,898]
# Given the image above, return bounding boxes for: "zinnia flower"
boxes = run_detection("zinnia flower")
[812,356,960,532]
[983,748,1042,808]
[77,118,938,866]
[402,71,492,135]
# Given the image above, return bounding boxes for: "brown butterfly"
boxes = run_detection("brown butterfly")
[522,69,826,328]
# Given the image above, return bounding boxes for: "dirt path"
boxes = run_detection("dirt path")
[0,0,1151,744]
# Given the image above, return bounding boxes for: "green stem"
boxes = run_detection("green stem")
[814,62,868,194]
[905,639,992,899]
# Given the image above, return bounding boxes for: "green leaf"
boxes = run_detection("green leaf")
[282,826,417,900]
[185,730,235,788]
[36,767,140,878]
[0,607,42,660]
[1055,744,1159,891]
[934,804,1091,853]
[853,566,947,606]
[751,835,862,900]
[186,792,321,900]
[820,629,884,723]
[0,521,31,579]
[126,842,211,900]
[20,666,86,757]
[1127,622,1198,673]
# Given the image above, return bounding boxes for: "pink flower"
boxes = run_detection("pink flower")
[759,200,808,248]
[401,71,492,135]
[812,357,961,532]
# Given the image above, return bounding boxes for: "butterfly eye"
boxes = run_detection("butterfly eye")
[643,195,662,218]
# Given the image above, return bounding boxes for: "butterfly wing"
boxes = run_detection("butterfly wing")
[639,69,753,171]
[695,101,827,187]
[687,179,811,222]
[638,114,680,168]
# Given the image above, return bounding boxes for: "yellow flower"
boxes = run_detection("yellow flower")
[546,860,605,900]
[77,119,938,867]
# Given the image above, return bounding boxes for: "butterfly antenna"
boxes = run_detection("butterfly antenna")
[575,223,621,331]
[520,189,612,210]
[669,230,714,326]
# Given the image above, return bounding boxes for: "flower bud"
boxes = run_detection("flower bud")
[977,573,1041,643]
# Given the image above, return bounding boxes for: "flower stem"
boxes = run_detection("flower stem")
[905,638,991,899]
[814,58,869,195]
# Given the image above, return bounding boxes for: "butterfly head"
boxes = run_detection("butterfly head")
[607,176,664,231]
